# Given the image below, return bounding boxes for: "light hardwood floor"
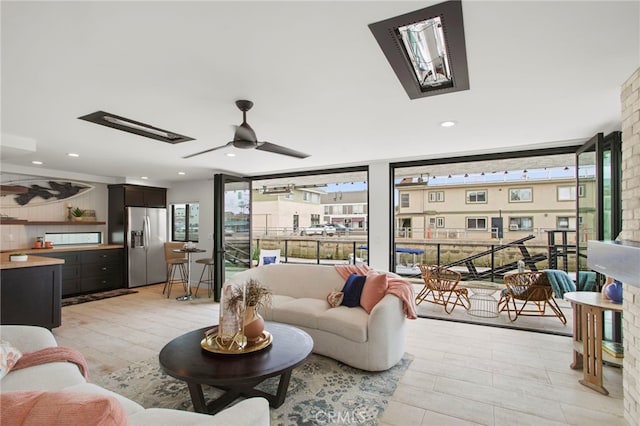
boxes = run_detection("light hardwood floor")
[53,284,624,426]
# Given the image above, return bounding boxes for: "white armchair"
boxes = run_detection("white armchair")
[258,249,281,266]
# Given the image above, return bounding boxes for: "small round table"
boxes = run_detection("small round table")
[458,280,506,318]
[173,247,206,301]
[159,322,313,415]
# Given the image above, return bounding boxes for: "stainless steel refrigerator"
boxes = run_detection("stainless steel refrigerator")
[126,207,167,288]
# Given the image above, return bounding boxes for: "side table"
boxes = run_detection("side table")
[173,248,206,301]
[564,291,623,395]
[458,280,506,318]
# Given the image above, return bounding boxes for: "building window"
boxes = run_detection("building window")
[509,188,533,203]
[310,214,320,226]
[558,184,585,201]
[436,217,445,228]
[400,193,410,208]
[557,216,576,229]
[466,217,487,230]
[509,216,533,231]
[466,190,487,204]
[171,203,199,242]
[428,191,444,202]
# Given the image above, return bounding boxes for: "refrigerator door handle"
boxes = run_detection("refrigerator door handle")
[143,215,150,248]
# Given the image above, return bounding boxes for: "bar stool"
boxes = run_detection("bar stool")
[163,242,188,298]
[194,257,215,298]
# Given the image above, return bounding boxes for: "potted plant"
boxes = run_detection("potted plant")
[71,207,85,221]
[9,252,28,262]
[227,279,272,342]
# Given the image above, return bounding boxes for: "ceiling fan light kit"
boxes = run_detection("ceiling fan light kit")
[183,100,310,160]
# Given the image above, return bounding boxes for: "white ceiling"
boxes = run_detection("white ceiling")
[1,1,638,186]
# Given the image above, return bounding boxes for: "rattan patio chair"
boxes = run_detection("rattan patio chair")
[415,264,470,314]
[498,271,567,324]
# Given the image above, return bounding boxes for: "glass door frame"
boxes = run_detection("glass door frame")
[575,131,622,265]
[213,173,252,302]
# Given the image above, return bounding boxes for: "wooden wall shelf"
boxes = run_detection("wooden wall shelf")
[0,220,106,225]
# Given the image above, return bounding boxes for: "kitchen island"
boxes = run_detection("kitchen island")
[1,253,64,329]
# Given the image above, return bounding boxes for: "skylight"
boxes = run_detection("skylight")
[369,0,469,99]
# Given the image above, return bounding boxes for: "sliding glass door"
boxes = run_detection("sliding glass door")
[213,174,252,301]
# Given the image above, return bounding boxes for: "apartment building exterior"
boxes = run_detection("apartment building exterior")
[395,167,596,243]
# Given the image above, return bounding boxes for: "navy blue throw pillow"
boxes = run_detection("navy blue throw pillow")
[262,256,277,265]
[341,273,367,307]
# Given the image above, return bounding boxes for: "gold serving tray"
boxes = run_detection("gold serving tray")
[201,330,272,355]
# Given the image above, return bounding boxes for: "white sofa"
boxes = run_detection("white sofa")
[0,325,270,426]
[225,264,407,371]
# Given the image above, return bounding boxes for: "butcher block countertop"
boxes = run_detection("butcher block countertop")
[1,244,124,255]
[0,244,124,270]
[1,253,64,270]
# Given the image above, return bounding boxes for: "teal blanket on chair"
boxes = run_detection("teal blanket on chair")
[577,271,597,292]
[544,269,576,298]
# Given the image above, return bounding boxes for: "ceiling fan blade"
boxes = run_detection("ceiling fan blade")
[256,141,310,159]
[182,142,233,159]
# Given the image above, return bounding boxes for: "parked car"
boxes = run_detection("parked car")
[300,224,336,236]
[328,223,348,235]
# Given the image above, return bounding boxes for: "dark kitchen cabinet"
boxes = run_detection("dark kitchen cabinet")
[46,248,124,297]
[109,184,167,208]
[1,264,62,329]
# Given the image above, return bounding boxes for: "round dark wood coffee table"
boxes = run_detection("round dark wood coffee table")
[159,321,313,415]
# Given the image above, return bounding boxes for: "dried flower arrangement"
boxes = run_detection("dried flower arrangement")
[226,279,272,312]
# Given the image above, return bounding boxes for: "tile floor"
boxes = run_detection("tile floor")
[53,284,624,426]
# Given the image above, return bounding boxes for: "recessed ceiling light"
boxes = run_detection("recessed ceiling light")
[226,153,236,157]
[440,121,456,127]
[67,153,79,157]
[141,176,148,180]
[31,160,43,165]
[178,171,186,175]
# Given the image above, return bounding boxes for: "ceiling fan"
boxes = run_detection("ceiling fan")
[183,100,310,159]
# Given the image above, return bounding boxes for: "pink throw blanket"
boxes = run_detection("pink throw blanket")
[334,265,417,319]
[13,346,90,380]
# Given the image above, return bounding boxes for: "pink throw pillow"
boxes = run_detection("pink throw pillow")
[360,272,389,313]
[0,390,129,426]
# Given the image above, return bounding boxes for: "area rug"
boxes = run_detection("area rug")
[92,353,412,425]
[62,289,138,307]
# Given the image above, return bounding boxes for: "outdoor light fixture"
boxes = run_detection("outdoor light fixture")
[369,0,469,99]
[261,185,294,195]
[78,111,194,144]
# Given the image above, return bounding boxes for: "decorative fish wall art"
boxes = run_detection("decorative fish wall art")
[0,180,94,206]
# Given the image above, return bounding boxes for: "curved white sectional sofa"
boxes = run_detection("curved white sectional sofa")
[0,325,269,426]
[225,264,407,371]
